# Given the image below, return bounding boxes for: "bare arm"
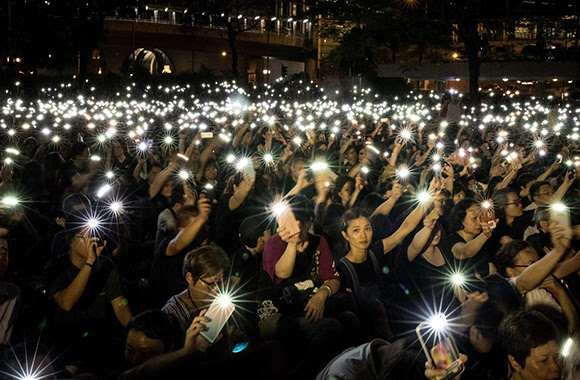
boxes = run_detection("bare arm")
[407,219,437,261]
[148,162,177,199]
[166,201,210,257]
[111,295,132,327]
[451,232,490,260]
[553,250,580,279]
[371,185,402,218]
[228,177,255,211]
[53,265,93,311]
[382,200,432,255]
[514,224,568,294]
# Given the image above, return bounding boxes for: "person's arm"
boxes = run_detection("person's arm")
[149,161,178,199]
[53,239,106,311]
[542,275,580,333]
[274,224,301,279]
[382,197,434,254]
[286,169,310,197]
[228,176,255,211]
[313,179,330,234]
[551,171,574,203]
[347,175,364,208]
[338,137,353,162]
[553,250,580,279]
[451,227,492,260]
[371,183,403,217]
[496,166,519,190]
[119,310,219,380]
[111,295,132,327]
[133,158,146,183]
[232,124,249,148]
[454,291,489,333]
[166,200,211,257]
[387,138,404,167]
[514,223,569,294]
[407,217,437,261]
[195,142,216,182]
[69,168,97,193]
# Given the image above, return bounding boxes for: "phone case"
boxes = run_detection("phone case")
[416,324,464,380]
[200,297,235,344]
[550,207,572,240]
[244,162,256,179]
[276,206,300,237]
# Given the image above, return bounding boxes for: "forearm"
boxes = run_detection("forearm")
[54,266,92,311]
[557,288,580,333]
[383,203,430,253]
[552,182,571,202]
[407,227,433,261]
[497,169,517,190]
[133,163,144,183]
[274,245,297,279]
[347,190,361,208]
[167,218,207,256]
[112,297,132,327]
[515,248,566,293]
[314,201,328,235]
[553,253,580,279]
[70,173,94,192]
[387,147,402,167]
[536,168,553,182]
[371,196,398,217]
[454,233,489,259]
[149,167,173,199]
[323,279,340,295]
[228,186,251,211]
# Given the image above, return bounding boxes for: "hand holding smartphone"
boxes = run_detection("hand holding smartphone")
[273,200,300,238]
[200,295,235,344]
[416,319,465,380]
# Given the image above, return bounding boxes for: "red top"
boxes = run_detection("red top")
[263,233,340,285]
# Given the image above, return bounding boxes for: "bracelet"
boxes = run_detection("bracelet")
[83,261,93,268]
[320,285,333,297]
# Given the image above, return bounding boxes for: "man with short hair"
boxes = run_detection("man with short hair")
[60,141,96,194]
[45,211,132,370]
[499,310,563,380]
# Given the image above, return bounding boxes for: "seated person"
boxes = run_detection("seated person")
[44,210,132,373]
[162,244,229,337]
[498,309,564,380]
[231,215,272,293]
[149,198,211,308]
[119,309,221,380]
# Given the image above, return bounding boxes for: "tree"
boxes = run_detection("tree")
[182,0,267,79]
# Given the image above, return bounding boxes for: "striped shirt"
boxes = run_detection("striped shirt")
[162,295,198,334]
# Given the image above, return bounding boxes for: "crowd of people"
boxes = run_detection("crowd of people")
[0,78,579,379]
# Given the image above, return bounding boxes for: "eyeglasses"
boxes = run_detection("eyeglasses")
[506,199,522,206]
[536,191,553,197]
[199,277,223,289]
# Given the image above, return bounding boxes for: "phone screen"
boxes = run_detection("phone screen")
[550,206,572,240]
[200,296,235,344]
[201,132,214,139]
[244,162,256,179]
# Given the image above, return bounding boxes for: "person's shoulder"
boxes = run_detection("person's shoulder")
[45,254,70,271]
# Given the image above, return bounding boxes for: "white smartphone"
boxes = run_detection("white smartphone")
[244,162,256,179]
[201,132,214,139]
[550,204,572,240]
[200,295,235,344]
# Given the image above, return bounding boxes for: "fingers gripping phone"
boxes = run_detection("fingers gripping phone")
[550,204,572,240]
[274,202,300,237]
[200,295,235,344]
[416,322,465,379]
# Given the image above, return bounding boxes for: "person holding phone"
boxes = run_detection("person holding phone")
[45,210,132,371]
[162,244,229,338]
[262,194,347,377]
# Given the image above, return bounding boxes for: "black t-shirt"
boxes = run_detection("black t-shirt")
[456,332,507,380]
[231,246,261,294]
[112,155,137,176]
[215,193,260,255]
[491,212,534,246]
[45,255,123,330]
[60,160,84,191]
[149,232,194,308]
[444,232,490,278]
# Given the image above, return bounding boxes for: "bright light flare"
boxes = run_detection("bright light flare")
[263,153,274,163]
[96,184,111,198]
[2,196,19,206]
[562,338,573,357]
[226,154,236,164]
[272,201,288,217]
[236,158,249,171]
[451,273,465,286]
[428,313,447,332]
[6,148,19,156]
[311,161,328,172]
[551,203,567,212]
[417,191,431,203]
[178,170,190,180]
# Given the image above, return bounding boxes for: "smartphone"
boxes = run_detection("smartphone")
[550,204,572,240]
[200,296,235,344]
[244,162,256,179]
[416,324,464,380]
[482,200,496,229]
[232,341,249,353]
[201,132,214,139]
[275,203,300,237]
